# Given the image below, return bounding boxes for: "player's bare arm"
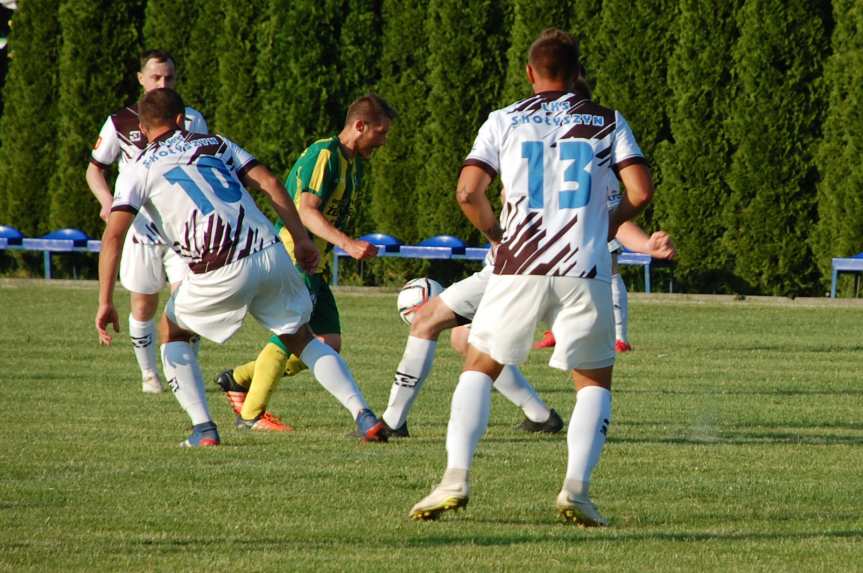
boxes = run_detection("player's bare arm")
[96,210,135,345]
[615,221,676,259]
[296,192,377,260]
[85,163,115,222]
[456,165,502,244]
[611,163,654,239]
[242,164,321,273]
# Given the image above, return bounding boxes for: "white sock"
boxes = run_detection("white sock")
[300,338,368,419]
[493,366,550,423]
[565,386,612,488]
[161,341,211,425]
[612,273,628,341]
[129,315,159,378]
[446,371,493,470]
[383,336,437,429]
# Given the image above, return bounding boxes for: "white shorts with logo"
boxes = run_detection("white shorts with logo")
[439,264,493,322]
[165,245,313,344]
[119,232,187,294]
[469,274,615,371]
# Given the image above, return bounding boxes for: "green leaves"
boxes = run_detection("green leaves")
[725,0,829,296]
[813,1,863,287]
[0,0,61,237]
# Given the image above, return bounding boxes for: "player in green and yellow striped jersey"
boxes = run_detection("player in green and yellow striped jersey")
[214,95,396,437]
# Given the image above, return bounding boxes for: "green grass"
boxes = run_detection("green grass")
[1,280,862,572]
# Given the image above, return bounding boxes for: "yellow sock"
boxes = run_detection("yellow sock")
[284,354,308,377]
[241,343,288,420]
[232,359,257,388]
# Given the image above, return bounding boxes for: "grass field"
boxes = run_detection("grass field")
[1,279,862,572]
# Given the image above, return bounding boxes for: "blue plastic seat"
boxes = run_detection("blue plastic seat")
[42,228,90,248]
[418,235,466,255]
[0,225,24,245]
[359,233,402,253]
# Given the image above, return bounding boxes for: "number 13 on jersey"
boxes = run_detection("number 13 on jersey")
[521,140,593,210]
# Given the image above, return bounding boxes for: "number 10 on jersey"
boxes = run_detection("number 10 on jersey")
[521,140,593,210]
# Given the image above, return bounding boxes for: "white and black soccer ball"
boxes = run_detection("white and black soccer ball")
[397,278,443,325]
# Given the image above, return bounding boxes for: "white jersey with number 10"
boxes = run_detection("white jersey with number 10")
[112,130,279,275]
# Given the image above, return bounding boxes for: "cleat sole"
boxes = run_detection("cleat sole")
[557,507,606,527]
[410,497,469,521]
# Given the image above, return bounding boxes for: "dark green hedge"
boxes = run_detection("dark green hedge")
[0,0,858,294]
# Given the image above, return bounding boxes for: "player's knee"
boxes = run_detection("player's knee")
[572,366,613,391]
[130,292,159,320]
[319,333,341,353]
[277,325,315,356]
[159,314,193,344]
[450,325,470,355]
[462,345,503,379]
[410,299,454,339]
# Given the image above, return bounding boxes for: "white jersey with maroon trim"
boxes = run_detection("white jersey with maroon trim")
[112,130,280,275]
[465,90,645,283]
[91,104,208,245]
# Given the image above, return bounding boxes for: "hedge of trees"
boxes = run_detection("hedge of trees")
[0,0,859,296]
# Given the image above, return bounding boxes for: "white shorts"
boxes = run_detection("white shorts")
[439,265,493,322]
[469,274,615,371]
[165,245,313,344]
[119,233,187,294]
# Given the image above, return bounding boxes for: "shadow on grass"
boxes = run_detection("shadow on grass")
[621,420,863,431]
[480,427,863,446]
[399,527,863,547]
[686,343,863,354]
[9,527,854,551]
[610,432,863,446]
[617,388,863,397]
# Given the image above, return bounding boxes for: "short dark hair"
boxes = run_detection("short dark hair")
[138,88,185,129]
[140,49,175,70]
[345,94,397,126]
[528,28,580,82]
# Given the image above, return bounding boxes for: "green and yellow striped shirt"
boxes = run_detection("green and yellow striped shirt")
[278,136,364,274]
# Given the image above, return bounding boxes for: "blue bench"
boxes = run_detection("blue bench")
[0,226,100,279]
[0,225,659,291]
[830,253,863,298]
[331,233,657,292]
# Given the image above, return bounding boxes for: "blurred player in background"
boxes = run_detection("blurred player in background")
[96,89,377,448]
[213,95,394,440]
[409,29,654,525]
[86,50,208,394]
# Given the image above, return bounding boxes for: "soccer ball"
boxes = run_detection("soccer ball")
[397,278,443,325]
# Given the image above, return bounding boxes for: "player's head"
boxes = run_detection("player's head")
[138,88,185,140]
[344,94,396,159]
[138,49,177,92]
[526,28,580,89]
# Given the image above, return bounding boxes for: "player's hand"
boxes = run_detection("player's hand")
[99,204,112,223]
[294,237,320,273]
[95,303,120,346]
[647,231,676,260]
[345,239,378,261]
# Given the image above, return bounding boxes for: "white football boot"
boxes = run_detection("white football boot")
[141,371,163,394]
[409,480,469,521]
[555,489,608,527]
